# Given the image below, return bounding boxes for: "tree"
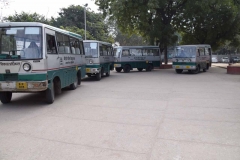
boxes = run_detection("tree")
[4,11,50,24]
[60,26,95,40]
[96,0,188,64]
[51,5,113,43]
[174,0,240,50]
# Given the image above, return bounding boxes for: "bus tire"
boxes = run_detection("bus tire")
[175,69,183,74]
[192,65,200,74]
[54,79,61,95]
[101,68,104,77]
[96,72,101,81]
[70,74,78,90]
[206,64,209,70]
[146,64,152,72]
[0,92,12,104]
[203,68,206,72]
[116,68,122,72]
[123,65,130,73]
[137,68,143,72]
[46,83,55,104]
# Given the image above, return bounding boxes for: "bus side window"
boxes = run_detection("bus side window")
[99,46,103,56]
[46,34,57,54]
[205,48,209,56]
[153,49,160,56]
[199,48,204,56]
[208,48,212,55]
[122,49,130,56]
[197,49,200,57]
[143,49,147,56]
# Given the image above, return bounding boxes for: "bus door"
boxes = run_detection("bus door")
[45,28,60,75]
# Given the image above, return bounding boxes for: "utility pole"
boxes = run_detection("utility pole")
[84,3,88,40]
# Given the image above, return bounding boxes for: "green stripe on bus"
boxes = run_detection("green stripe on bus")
[173,62,196,65]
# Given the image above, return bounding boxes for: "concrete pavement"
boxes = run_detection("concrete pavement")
[0,66,240,160]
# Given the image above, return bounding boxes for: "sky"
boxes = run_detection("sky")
[1,0,99,19]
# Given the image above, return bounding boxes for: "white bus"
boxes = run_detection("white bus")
[172,44,212,74]
[113,46,161,72]
[0,22,86,104]
[83,40,114,80]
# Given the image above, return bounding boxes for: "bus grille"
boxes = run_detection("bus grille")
[3,74,18,81]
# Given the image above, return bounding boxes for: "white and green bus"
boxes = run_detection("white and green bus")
[172,44,212,74]
[0,22,86,104]
[113,46,161,72]
[83,40,114,80]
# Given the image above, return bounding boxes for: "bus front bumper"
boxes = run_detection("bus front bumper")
[0,80,48,92]
[173,65,196,70]
[86,68,100,74]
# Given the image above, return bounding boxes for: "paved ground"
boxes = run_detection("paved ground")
[0,65,240,160]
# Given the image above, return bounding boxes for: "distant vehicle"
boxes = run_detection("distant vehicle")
[221,57,229,63]
[211,57,218,63]
[113,46,161,73]
[172,44,212,74]
[83,40,114,81]
[230,57,240,63]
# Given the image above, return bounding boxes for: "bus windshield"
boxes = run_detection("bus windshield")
[84,42,98,58]
[0,27,42,60]
[174,47,196,58]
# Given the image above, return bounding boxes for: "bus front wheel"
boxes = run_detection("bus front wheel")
[46,83,55,104]
[175,69,183,74]
[146,64,152,72]
[96,72,102,81]
[0,92,12,104]
[192,65,200,74]
[137,68,143,72]
[116,68,122,72]
[123,65,130,73]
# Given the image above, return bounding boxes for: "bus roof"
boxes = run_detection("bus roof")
[83,40,112,46]
[0,22,83,40]
[177,44,211,48]
[114,46,159,49]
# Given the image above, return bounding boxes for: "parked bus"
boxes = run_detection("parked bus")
[0,22,86,104]
[83,40,114,80]
[113,46,161,72]
[172,44,212,74]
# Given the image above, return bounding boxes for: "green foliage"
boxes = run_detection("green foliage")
[4,11,50,24]
[60,26,95,40]
[174,0,240,50]
[51,5,114,43]
[96,0,188,63]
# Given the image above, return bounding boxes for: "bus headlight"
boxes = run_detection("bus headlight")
[89,59,93,64]
[23,63,31,71]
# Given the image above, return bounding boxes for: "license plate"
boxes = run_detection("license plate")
[186,66,190,69]
[86,68,91,72]
[16,82,27,89]
[175,66,180,69]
